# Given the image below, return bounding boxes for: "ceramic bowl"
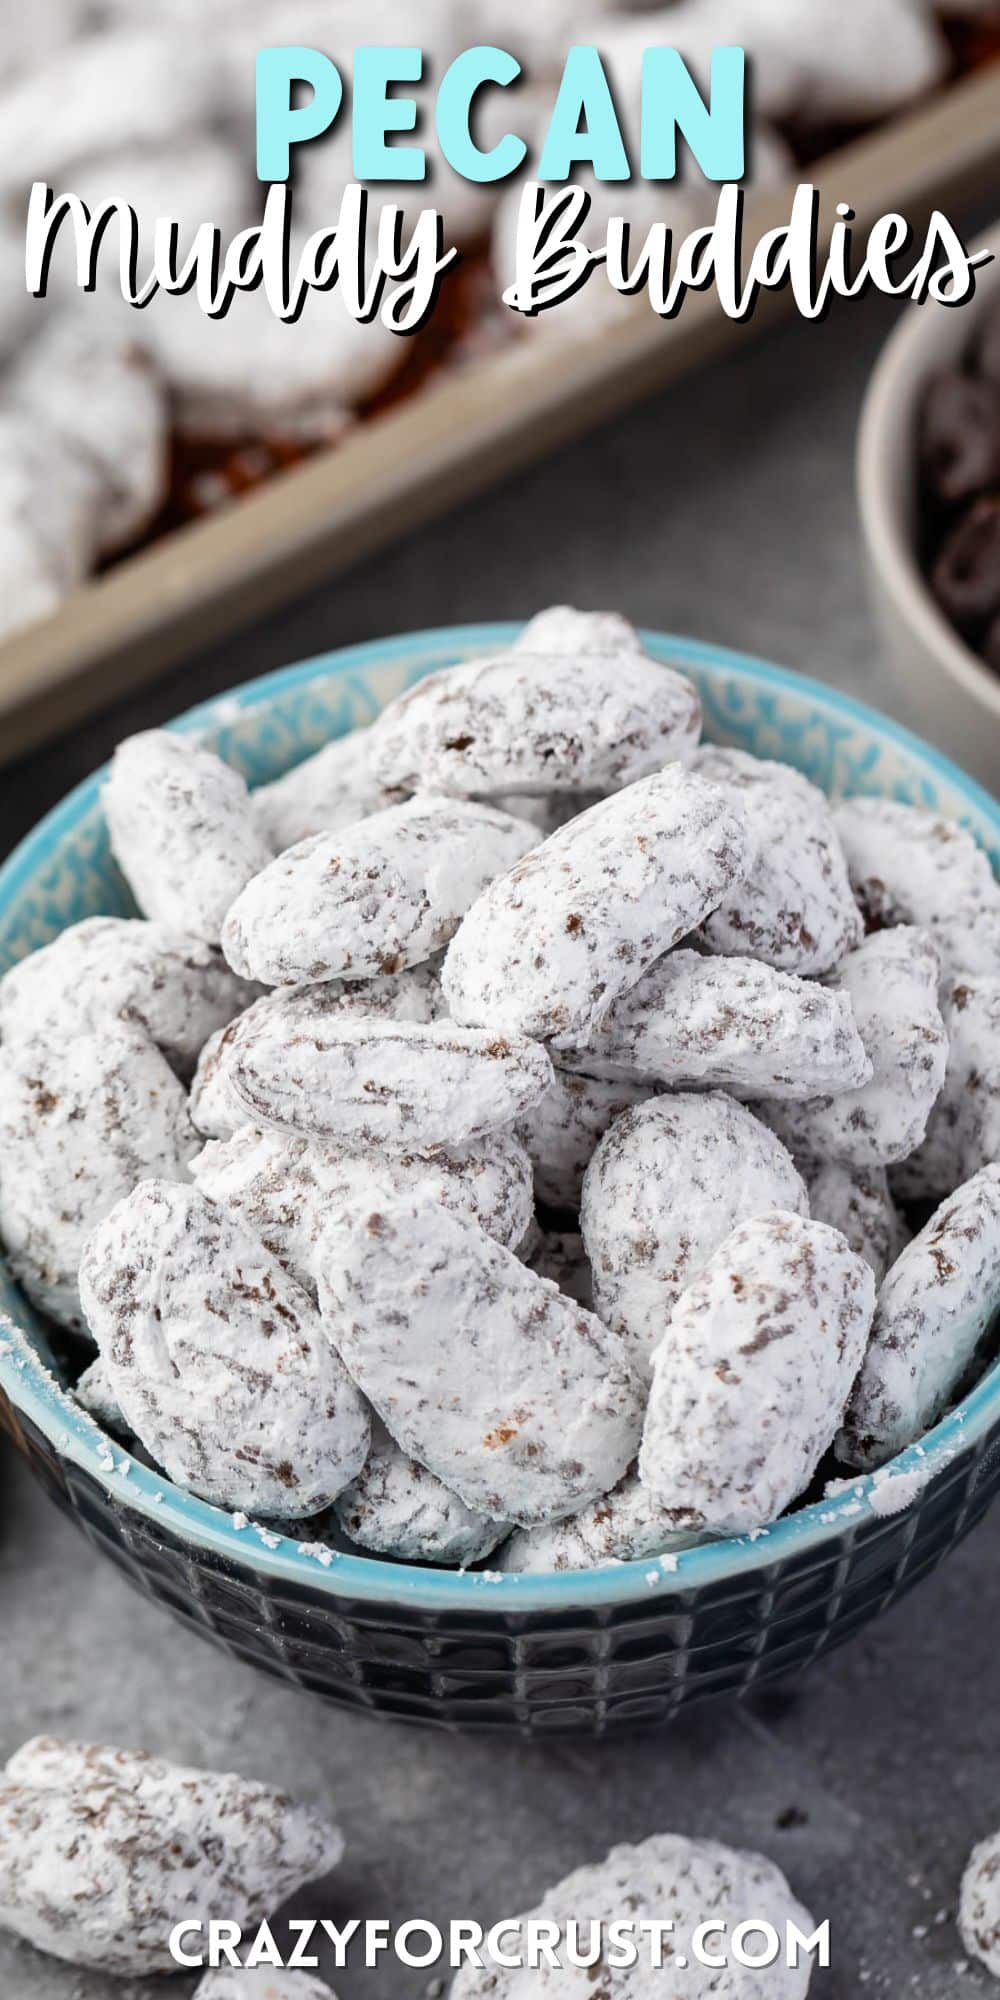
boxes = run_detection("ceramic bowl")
[2,625,999,1737]
[856,224,1000,791]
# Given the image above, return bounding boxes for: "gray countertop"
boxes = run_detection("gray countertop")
[1,284,997,1998]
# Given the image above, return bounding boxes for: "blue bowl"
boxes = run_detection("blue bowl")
[2,626,999,1736]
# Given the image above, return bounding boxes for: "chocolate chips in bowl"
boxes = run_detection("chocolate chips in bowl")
[920,310,1000,673]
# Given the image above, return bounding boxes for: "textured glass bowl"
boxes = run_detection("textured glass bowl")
[2,627,999,1737]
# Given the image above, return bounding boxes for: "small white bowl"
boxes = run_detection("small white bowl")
[857,223,1000,791]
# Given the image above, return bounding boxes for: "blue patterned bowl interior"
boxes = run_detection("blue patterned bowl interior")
[2,625,998,1616]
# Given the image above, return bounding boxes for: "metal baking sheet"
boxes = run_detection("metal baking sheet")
[2,60,999,766]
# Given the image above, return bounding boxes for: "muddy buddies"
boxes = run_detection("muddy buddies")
[2,607,1000,1578]
[0,1724,823,1991]
[0,1737,343,1975]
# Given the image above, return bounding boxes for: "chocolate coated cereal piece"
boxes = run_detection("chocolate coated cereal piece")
[251,726,397,851]
[960,1829,1000,1979]
[451,1831,815,2000]
[191,1123,534,1290]
[105,731,273,945]
[79,1181,370,1516]
[0,917,256,1080]
[196,1973,340,1999]
[367,608,701,798]
[932,497,1000,636]
[497,1467,710,1574]
[581,1095,808,1378]
[222,794,537,986]
[231,1012,553,1153]
[443,768,755,1042]
[759,927,948,1170]
[834,796,1000,975]
[190,963,447,1137]
[518,1068,650,1210]
[800,1159,908,1286]
[0,1736,342,1976]
[838,1164,1000,1471]
[319,1196,644,1526]
[919,370,1000,506]
[693,746,862,974]
[894,975,1000,1202]
[0,1025,197,1334]
[639,1211,875,1534]
[558,948,871,1099]
[334,1417,510,1567]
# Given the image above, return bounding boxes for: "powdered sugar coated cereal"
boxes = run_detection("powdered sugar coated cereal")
[518,1067,650,1210]
[639,1211,875,1533]
[319,1195,644,1527]
[0,30,218,193]
[0,412,100,640]
[0,917,256,1080]
[251,725,397,852]
[693,745,862,974]
[189,963,448,1138]
[839,1164,1000,1471]
[367,610,701,798]
[221,794,538,986]
[196,1971,340,1999]
[105,731,273,944]
[143,269,402,442]
[444,768,755,1041]
[0,1736,343,1977]
[960,1829,1000,1978]
[558,948,871,1099]
[335,1417,510,1567]
[799,1158,908,1286]
[230,1011,553,1152]
[759,927,948,1169]
[451,1831,815,2000]
[79,1180,370,1517]
[10,317,168,556]
[894,974,1000,1202]
[497,1467,710,1574]
[0,1024,197,1334]
[190,1122,534,1292]
[833,795,1000,976]
[582,1094,809,1378]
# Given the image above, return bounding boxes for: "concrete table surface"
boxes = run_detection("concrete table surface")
[1,286,997,1997]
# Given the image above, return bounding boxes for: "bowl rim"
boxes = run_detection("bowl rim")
[1,622,999,1617]
[856,220,1000,725]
